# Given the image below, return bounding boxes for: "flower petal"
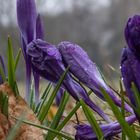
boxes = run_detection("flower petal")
[27,39,111,122]
[75,115,136,140]
[17,0,37,44]
[58,41,133,113]
[36,14,44,39]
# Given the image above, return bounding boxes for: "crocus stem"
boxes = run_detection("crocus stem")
[25,60,32,103]
[108,89,133,113]
[33,70,40,104]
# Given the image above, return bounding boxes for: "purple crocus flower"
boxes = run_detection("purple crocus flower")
[121,47,140,120]
[27,39,111,122]
[58,41,133,113]
[121,15,140,121]
[17,0,44,103]
[125,15,140,53]
[75,115,136,140]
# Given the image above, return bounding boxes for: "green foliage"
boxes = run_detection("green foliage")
[0,91,8,118]
[46,91,69,139]
[80,99,104,140]
[38,66,70,123]
[12,116,74,140]
[131,83,140,117]
[101,87,137,140]
[7,37,21,96]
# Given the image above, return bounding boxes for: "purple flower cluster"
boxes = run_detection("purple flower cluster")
[16,0,138,139]
[121,15,140,121]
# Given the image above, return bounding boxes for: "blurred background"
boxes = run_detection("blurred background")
[0,0,140,84]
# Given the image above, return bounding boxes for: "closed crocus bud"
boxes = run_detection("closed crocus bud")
[58,41,110,99]
[27,39,111,122]
[121,47,140,121]
[75,115,136,140]
[125,15,140,53]
[58,41,133,113]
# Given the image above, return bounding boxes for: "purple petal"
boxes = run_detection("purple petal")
[58,41,107,96]
[121,47,140,121]
[125,15,140,52]
[17,0,37,44]
[75,115,136,140]
[36,14,44,39]
[58,41,133,113]
[27,39,111,122]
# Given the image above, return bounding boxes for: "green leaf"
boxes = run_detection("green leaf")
[29,83,35,111]
[35,83,52,115]
[0,92,8,118]
[7,36,15,91]
[38,66,70,123]
[0,62,6,82]
[119,80,126,140]
[6,116,23,140]
[46,91,69,139]
[80,99,104,140]
[101,87,137,140]
[14,49,21,72]
[12,116,74,140]
[131,82,140,117]
[49,90,92,140]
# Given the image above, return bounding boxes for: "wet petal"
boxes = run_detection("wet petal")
[27,39,111,122]
[58,41,133,113]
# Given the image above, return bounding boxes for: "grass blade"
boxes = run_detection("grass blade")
[80,99,103,140]
[0,63,6,82]
[14,49,21,72]
[12,116,74,140]
[101,87,137,140]
[119,80,126,140]
[0,92,8,118]
[36,83,52,115]
[7,37,15,90]
[131,82,140,117]
[49,90,93,140]
[38,66,70,123]
[6,117,23,140]
[46,91,69,139]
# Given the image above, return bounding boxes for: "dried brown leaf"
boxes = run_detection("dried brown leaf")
[0,83,44,140]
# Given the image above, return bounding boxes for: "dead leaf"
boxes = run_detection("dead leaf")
[0,83,44,140]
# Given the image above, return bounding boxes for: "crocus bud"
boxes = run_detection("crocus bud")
[58,41,133,113]
[75,115,136,140]
[27,39,111,122]
[125,15,140,53]
[58,41,108,99]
